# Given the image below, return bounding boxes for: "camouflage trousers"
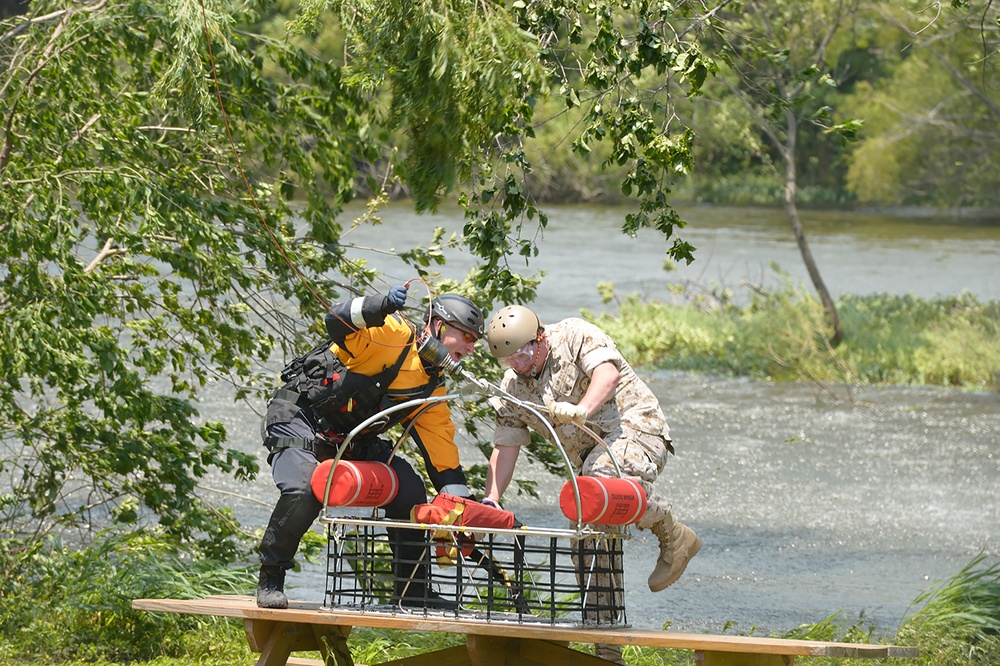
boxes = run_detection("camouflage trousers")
[571,532,625,624]
[571,429,674,624]
[579,428,672,531]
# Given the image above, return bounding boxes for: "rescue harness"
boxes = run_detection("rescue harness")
[263,328,440,454]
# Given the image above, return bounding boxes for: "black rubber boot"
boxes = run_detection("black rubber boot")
[258,490,322,570]
[257,565,288,609]
[394,576,458,610]
[388,527,457,611]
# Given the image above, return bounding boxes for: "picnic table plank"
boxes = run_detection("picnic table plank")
[132,595,918,666]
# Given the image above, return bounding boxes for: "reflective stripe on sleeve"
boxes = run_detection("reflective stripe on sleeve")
[349,297,366,328]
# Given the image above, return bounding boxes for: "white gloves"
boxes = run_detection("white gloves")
[547,400,589,426]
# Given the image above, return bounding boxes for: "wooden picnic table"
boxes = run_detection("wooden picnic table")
[132,594,919,666]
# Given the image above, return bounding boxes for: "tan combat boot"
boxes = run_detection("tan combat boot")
[647,513,701,592]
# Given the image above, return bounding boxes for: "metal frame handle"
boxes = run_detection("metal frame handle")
[319,394,460,519]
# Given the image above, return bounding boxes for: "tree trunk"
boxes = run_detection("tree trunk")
[782,115,844,348]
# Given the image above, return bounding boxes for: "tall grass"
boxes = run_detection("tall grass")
[783,555,1000,665]
[895,555,1000,663]
[2,536,998,666]
[618,556,1000,666]
[591,279,1000,390]
[0,531,254,663]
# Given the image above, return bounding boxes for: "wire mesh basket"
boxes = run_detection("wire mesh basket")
[322,516,628,627]
[315,390,640,627]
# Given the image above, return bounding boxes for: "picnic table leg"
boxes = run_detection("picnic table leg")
[467,635,519,666]
[313,624,354,666]
[246,618,353,666]
[696,651,793,666]
[467,635,606,666]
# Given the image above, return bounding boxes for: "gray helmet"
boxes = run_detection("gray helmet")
[487,305,541,358]
[430,294,485,337]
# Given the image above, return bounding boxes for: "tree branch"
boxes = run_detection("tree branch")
[718,76,789,162]
[136,125,197,133]
[0,9,68,45]
[84,238,127,273]
[1,0,108,179]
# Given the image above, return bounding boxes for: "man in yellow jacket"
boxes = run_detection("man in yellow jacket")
[257,285,484,610]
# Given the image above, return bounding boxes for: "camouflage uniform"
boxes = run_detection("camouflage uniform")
[490,316,698,656]
[490,317,674,533]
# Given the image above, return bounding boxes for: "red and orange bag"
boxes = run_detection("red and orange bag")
[410,493,516,564]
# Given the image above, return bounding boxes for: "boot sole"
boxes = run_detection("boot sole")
[257,600,289,609]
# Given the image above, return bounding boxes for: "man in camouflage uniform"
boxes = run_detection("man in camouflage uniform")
[483,305,700,664]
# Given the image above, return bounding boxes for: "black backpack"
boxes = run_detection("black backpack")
[275,330,415,436]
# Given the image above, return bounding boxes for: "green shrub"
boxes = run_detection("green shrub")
[593,281,1000,390]
[0,531,254,662]
[705,556,1000,666]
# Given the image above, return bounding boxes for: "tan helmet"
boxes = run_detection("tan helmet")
[487,305,542,358]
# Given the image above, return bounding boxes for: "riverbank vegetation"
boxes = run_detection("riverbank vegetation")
[252,2,1000,212]
[591,277,1000,392]
[2,532,998,665]
[3,3,998,665]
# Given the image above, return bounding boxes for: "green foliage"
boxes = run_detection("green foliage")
[348,627,465,663]
[838,293,1000,386]
[0,0,548,570]
[636,556,1000,666]
[695,0,864,168]
[780,555,1000,666]
[0,531,254,662]
[0,0,391,559]
[457,0,721,273]
[310,0,546,213]
[844,3,1000,207]
[605,645,691,666]
[283,0,722,303]
[900,554,1000,661]
[671,1,1000,209]
[592,276,1000,390]
[520,95,632,203]
[678,170,858,206]
[263,1,1000,213]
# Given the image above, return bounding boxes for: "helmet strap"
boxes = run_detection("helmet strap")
[531,332,549,378]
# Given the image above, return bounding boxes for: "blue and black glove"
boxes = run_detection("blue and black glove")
[386,284,408,313]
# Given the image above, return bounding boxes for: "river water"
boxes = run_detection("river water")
[205,204,1000,635]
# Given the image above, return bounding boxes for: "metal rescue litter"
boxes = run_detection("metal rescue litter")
[315,376,644,627]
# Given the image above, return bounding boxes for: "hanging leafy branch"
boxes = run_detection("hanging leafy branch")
[0,0,385,558]
[300,0,725,300]
[471,0,724,279]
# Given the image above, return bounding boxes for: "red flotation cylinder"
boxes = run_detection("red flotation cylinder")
[310,459,399,507]
[559,476,647,525]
